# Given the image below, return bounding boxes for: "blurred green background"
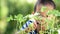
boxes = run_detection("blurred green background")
[0,0,60,34]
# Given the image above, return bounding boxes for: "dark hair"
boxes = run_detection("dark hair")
[34,0,56,12]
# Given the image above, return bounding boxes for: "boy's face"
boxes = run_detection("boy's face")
[35,3,55,31]
[36,3,54,17]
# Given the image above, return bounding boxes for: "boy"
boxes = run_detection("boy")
[30,0,56,33]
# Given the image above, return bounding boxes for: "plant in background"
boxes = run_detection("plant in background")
[7,7,60,34]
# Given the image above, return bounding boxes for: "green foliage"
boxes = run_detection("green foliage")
[47,10,60,16]
[41,6,47,12]
[7,9,60,34]
[0,0,60,34]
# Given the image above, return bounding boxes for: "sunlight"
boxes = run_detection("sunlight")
[27,0,33,3]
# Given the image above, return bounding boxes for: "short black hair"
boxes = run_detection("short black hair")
[34,0,56,12]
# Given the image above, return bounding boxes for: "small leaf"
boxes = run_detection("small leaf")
[41,6,47,12]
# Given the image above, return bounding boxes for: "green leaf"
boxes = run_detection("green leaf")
[41,6,47,12]
[47,10,60,16]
